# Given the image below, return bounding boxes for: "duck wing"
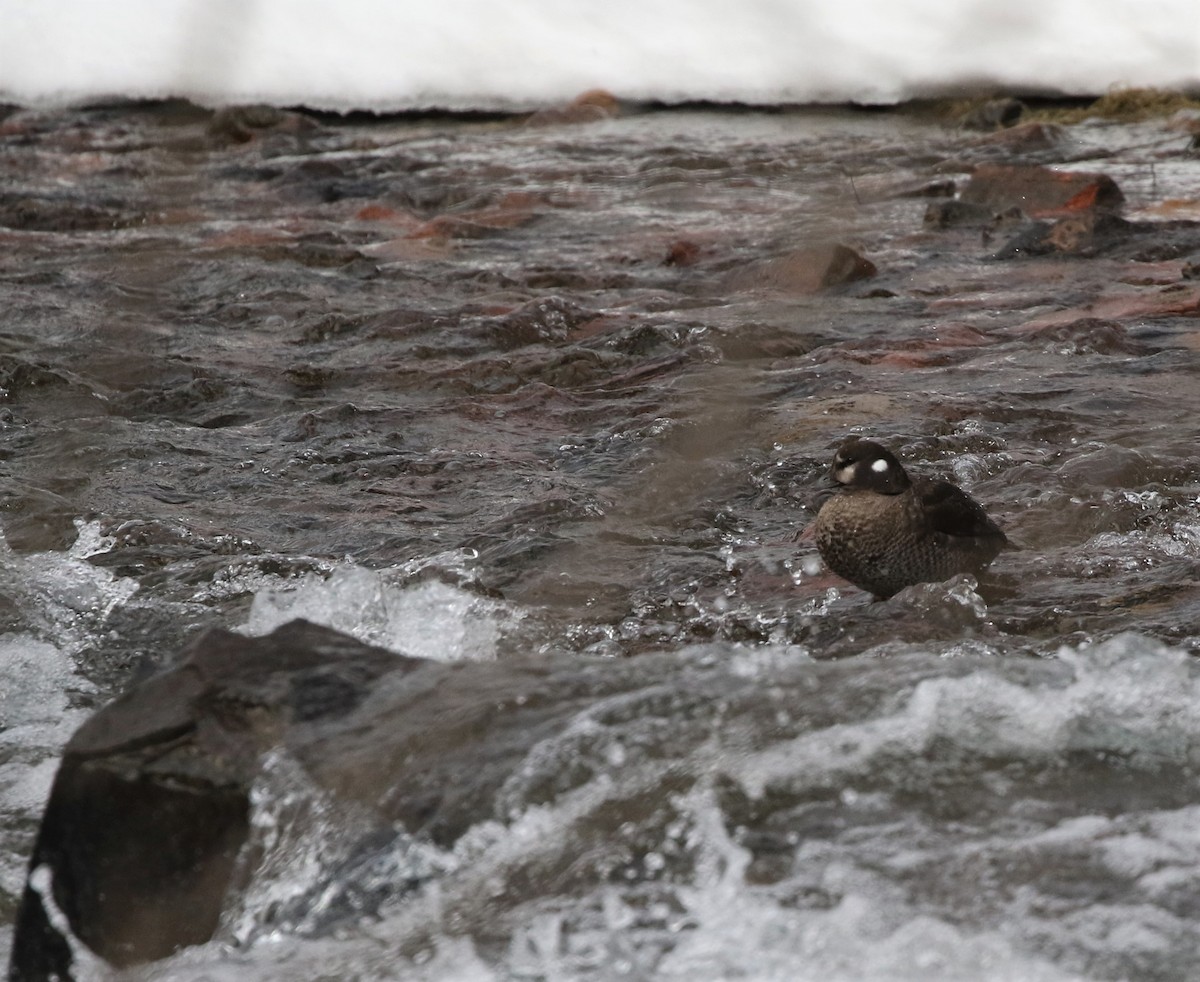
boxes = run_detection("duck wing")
[915,477,1008,544]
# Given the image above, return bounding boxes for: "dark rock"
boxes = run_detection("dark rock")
[924,199,994,229]
[0,194,136,232]
[1041,212,1136,254]
[992,211,1137,258]
[9,622,404,977]
[961,164,1124,217]
[992,213,1200,260]
[960,98,1026,131]
[1127,225,1200,262]
[480,297,594,349]
[725,244,876,294]
[10,754,250,978]
[893,179,957,199]
[207,105,317,144]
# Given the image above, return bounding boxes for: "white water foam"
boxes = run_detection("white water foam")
[0,0,1196,112]
[0,520,136,778]
[736,632,1200,799]
[2,519,140,653]
[241,562,520,662]
[0,521,143,969]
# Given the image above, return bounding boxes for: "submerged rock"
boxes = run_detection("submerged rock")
[0,193,139,232]
[409,190,542,239]
[923,198,996,229]
[959,97,1026,131]
[725,244,876,294]
[994,213,1200,259]
[207,105,318,144]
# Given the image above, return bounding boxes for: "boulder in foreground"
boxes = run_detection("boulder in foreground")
[8,622,403,978]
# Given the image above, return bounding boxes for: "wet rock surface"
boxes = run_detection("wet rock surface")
[959,163,1125,215]
[9,622,399,975]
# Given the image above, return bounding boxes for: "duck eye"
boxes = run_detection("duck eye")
[870,458,890,473]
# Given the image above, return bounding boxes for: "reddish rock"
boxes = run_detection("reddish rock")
[409,191,541,239]
[726,244,876,294]
[1115,260,1189,286]
[960,164,1124,217]
[525,89,621,127]
[664,239,703,266]
[1044,212,1130,252]
[355,203,408,222]
[1137,198,1200,220]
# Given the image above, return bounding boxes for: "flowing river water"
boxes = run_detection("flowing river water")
[2,99,1200,980]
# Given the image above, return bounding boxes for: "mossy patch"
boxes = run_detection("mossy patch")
[1031,87,1200,124]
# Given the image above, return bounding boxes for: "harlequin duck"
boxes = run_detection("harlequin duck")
[813,438,1010,599]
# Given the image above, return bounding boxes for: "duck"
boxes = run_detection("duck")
[812,437,1010,599]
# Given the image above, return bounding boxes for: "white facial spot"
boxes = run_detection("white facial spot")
[835,463,857,484]
[871,458,890,473]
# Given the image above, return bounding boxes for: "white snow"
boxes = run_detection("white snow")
[0,0,1195,112]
